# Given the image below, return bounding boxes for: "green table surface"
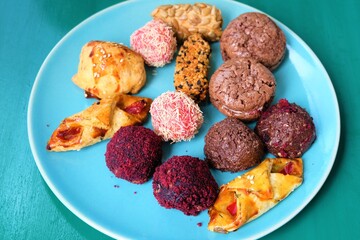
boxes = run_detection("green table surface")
[1,0,359,239]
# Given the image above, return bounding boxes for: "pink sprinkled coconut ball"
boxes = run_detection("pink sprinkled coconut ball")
[150,91,204,142]
[130,19,177,67]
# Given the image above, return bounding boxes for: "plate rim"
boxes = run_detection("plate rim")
[27,0,341,239]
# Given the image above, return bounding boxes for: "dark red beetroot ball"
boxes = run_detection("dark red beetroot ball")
[255,99,316,158]
[152,155,219,216]
[105,126,163,184]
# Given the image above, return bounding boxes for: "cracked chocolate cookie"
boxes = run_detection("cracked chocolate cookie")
[204,117,265,172]
[209,57,276,122]
[220,12,286,70]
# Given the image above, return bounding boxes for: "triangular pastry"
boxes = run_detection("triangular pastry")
[46,94,152,151]
[208,158,303,233]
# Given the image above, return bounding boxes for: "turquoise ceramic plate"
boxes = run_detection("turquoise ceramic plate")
[28,0,340,239]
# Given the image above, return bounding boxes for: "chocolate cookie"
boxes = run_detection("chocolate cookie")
[204,117,265,172]
[220,12,286,70]
[209,58,276,122]
[255,99,316,158]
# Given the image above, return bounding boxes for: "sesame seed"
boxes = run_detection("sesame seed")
[246,175,254,180]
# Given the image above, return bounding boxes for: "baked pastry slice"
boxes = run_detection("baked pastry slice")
[46,94,152,151]
[72,41,146,99]
[208,158,303,233]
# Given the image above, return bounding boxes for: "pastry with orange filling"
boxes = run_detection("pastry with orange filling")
[208,158,303,233]
[46,94,152,151]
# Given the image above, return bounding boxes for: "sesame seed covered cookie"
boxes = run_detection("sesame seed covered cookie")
[174,33,211,102]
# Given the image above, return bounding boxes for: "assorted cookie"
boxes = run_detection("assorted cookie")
[47,3,318,233]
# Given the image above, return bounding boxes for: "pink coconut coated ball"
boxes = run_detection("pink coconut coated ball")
[150,91,204,142]
[130,20,177,67]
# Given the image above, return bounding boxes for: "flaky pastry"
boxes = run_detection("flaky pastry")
[208,158,303,233]
[46,94,152,151]
[72,41,146,99]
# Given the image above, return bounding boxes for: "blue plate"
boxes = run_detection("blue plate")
[27,0,340,239]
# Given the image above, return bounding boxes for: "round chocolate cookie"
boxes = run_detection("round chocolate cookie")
[220,12,286,70]
[204,117,265,172]
[152,155,218,216]
[105,126,163,184]
[255,99,316,158]
[209,58,276,122]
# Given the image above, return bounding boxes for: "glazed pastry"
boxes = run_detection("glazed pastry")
[174,33,211,102]
[72,41,146,99]
[46,94,152,151]
[151,3,223,42]
[208,158,303,233]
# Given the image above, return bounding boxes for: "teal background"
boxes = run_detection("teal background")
[1,0,359,239]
